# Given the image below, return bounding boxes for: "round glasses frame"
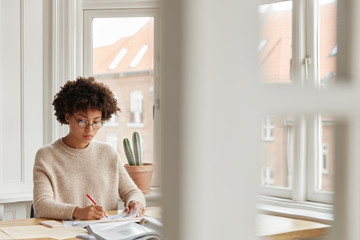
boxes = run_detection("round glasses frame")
[71,114,104,130]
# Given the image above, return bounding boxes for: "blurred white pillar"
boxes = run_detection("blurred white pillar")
[331,0,360,239]
[337,0,360,84]
[161,0,258,239]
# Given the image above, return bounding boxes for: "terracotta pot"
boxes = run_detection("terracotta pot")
[124,163,154,194]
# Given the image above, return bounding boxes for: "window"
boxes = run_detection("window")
[258,39,268,52]
[329,44,337,57]
[260,115,294,196]
[130,45,149,68]
[318,115,335,192]
[109,49,128,70]
[321,143,329,174]
[128,90,145,128]
[261,116,274,141]
[261,167,275,186]
[258,1,292,84]
[258,0,337,205]
[83,9,160,186]
[319,0,337,88]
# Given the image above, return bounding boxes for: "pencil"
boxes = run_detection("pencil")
[86,194,109,219]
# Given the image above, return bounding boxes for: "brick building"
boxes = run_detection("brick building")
[92,19,155,165]
[259,2,336,192]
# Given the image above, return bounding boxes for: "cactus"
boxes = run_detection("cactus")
[123,131,143,166]
[123,138,135,165]
[132,131,142,166]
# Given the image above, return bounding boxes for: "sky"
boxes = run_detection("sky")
[93,17,151,48]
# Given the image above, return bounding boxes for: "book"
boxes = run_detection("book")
[139,217,162,234]
[86,219,162,240]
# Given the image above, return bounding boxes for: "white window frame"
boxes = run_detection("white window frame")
[260,116,295,199]
[307,115,334,203]
[83,8,160,77]
[261,115,274,141]
[128,90,144,126]
[321,142,329,174]
[261,167,275,186]
[82,6,161,187]
[50,0,160,186]
[258,0,334,208]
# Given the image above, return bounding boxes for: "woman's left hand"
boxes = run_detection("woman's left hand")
[126,201,145,217]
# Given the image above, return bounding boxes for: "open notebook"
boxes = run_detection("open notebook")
[86,217,162,240]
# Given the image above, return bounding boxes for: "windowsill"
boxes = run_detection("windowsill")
[0,192,33,204]
[144,187,161,200]
[258,195,333,224]
[118,187,161,209]
[126,122,145,128]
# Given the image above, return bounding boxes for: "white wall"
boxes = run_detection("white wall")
[0,0,43,219]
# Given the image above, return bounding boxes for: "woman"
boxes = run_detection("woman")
[33,76,145,220]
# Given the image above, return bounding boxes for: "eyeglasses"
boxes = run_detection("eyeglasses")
[71,114,104,130]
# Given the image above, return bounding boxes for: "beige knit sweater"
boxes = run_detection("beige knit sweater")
[33,138,145,220]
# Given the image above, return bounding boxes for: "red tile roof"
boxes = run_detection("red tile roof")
[258,2,337,84]
[93,19,154,75]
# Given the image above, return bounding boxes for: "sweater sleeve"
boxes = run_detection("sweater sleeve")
[117,156,146,208]
[33,149,77,220]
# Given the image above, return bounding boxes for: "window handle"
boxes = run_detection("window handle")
[153,99,160,120]
[303,56,311,81]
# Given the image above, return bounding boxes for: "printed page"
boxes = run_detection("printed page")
[140,217,163,233]
[87,221,160,240]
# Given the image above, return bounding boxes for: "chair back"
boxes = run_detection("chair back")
[30,204,37,218]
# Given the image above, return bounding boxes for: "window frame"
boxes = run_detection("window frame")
[261,115,275,141]
[82,7,161,187]
[83,8,160,77]
[258,0,334,205]
[321,142,329,174]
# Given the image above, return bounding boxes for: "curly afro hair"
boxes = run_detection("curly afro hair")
[52,76,120,124]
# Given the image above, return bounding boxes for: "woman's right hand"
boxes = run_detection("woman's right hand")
[73,205,107,220]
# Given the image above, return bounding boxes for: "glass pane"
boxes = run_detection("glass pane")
[319,0,337,88]
[260,115,294,188]
[317,114,335,192]
[258,1,292,84]
[92,17,155,166]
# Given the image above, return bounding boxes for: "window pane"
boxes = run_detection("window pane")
[260,115,294,188]
[319,0,337,88]
[92,17,155,166]
[258,1,292,84]
[317,115,335,192]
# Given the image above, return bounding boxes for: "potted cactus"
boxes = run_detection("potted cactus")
[123,131,154,194]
